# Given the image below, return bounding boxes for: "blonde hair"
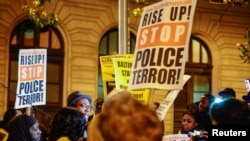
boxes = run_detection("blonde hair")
[88,90,163,141]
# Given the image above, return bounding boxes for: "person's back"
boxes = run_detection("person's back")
[87,90,163,141]
[210,98,250,125]
[48,107,86,141]
[0,108,24,128]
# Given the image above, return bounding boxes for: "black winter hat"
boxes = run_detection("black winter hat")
[67,91,92,106]
[218,88,236,98]
[242,91,250,103]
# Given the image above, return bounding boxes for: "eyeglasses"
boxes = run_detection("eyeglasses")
[77,103,92,109]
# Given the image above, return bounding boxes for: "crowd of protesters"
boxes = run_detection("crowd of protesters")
[1,87,250,141]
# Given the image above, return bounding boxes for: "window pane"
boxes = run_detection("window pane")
[10,61,18,80]
[98,69,104,98]
[9,82,17,102]
[192,39,200,63]
[193,75,209,102]
[11,34,17,45]
[202,46,208,63]
[47,63,59,83]
[109,31,117,54]
[99,36,107,55]
[130,36,136,53]
[40,31,49,48]
[46,84,59,103]
[24,29,34,46]
[51,31,60,49]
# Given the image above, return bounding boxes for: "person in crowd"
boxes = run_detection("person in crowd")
[27,106,49,141]
[181,109,201,134]
[48,106,86,141]
[218,87,236,100]
[209,98,250,125]
[67,90,92,140]
[187,101,199,112]
[197,93,215,131]
[152,101,160,110]
[0,108,24,128]
[152,101,165,134]
[88,98,104,122]
[93,98,104,115]
[87,90,164,141]
[242,91,250,106]
[4,114,41,141]
[198,94,215,112]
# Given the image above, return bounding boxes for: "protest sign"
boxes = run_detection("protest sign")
[162,134,190,141]
[100,54,133,97]
[156,74,191,121]
[15,49,47,109]
[128,0,197,90]
[112,58,150,104]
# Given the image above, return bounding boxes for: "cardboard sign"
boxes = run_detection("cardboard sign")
[162,134,190,141]
[112,58,150,104]
[100,54,133,97]
[128,0,197,90]
[15,49,47,109]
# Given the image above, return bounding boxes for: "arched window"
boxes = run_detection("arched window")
[98,28,136,98]
[8,19,64,123]
[99,28,136,55]
[186,36,212,101]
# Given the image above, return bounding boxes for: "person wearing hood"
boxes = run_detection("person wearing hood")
[4,114,41,141]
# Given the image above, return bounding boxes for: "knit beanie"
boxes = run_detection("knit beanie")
[218,88,236,98]
[67,91,92,106]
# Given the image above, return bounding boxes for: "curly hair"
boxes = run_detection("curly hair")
[48,107,86,141]
[88,90,163,141]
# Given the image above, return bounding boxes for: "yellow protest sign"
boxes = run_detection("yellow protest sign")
[112,58,150,104]
[100,54,133,97]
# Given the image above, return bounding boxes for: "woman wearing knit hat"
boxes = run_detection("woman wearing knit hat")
[67,91,92,115]
[67,90,92,141]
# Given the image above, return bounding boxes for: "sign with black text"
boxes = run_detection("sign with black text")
[100,54,133,97]
[112,58,150,104]
[128,0,197,90]
[15,49,47,109]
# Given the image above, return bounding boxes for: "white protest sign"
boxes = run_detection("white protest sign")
[156,75,191,121]
[162,134,190,141]
[15,49,47,109]
[128,0,197,90]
